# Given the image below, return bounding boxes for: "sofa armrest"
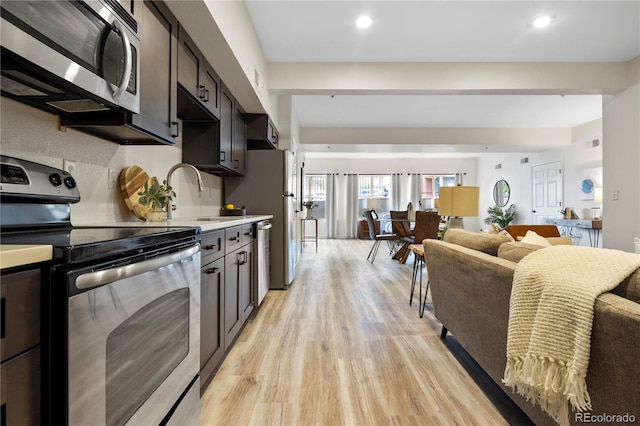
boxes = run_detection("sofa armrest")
[587,293,640,418]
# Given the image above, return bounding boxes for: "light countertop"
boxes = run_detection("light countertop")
[0,244,53,270]
[0,216,273,270]
[75,215,274,233]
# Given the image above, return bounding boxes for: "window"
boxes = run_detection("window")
[358,175,391,217]
[303,174,326,219]
[421,174,456,209]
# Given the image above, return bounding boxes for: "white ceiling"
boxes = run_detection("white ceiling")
[244,1,640,154]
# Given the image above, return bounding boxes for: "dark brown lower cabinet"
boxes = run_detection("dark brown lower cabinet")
[1,268,41,425]
[199,256,224,393]
[199,226,255,393]
[0,348,40,425]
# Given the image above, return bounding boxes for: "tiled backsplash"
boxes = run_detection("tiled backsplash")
[1,99,223,224]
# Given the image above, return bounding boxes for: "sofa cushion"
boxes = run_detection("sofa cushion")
[611,268,640,304]
[546,237,573,245]
[443,228,512,256]
[520,230,553,247]
[497,241,545,263]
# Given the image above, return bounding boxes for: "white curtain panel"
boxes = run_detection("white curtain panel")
[409,173,422,208]
[325,173,338,238]
[391,173,402,211]
[346,174,359,238]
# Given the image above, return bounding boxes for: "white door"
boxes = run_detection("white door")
[532,161,563,224]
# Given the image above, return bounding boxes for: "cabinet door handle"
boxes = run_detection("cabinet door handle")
[199,85,206,99]
[234,159,239,168]
[220,151,226,161]
[204,89,210,102]
[203,244,217,250]
[244,231,251,236]
[205,267,219,274]
[229,236,238,241]
[170,121,179,137]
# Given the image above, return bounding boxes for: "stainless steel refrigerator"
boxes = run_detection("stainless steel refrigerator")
[224,149,297,289]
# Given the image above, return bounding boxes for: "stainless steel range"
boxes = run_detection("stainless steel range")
[0,155,201,426]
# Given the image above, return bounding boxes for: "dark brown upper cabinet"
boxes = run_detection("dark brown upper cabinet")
[233,102,246,175]
[182,83,246,176]
[177,24,221,121]
[246,114,279,150]
[61,0,179,145]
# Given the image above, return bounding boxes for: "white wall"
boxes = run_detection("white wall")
[1,99,223,225]
[602,83,640,252]
[477,152,536,228]
[476,119,603,246]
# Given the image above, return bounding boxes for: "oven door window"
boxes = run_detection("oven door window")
[106,288,189,426]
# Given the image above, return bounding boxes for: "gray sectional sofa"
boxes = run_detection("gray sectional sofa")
[424,228,640,426]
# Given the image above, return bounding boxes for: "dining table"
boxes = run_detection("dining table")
[388,218,415,264]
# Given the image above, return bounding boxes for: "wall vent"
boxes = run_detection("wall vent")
[520,157,529,164]
[495,163,502,170]
[254,68,262,89]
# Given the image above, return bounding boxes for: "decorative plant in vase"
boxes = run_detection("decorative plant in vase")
[137,180,176,222]
[484,204,517,230]
[302,200,318,219]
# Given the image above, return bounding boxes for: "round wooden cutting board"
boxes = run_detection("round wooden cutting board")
[119,165,158,220]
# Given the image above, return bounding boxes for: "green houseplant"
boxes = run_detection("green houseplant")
[484,204,517,229]
[137,180,176,221]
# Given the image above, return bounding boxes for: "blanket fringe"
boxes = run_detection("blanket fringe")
[504,355,592,426]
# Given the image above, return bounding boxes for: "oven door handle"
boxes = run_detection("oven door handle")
[75,244,200,290]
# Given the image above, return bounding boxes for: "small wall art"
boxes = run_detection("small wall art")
[579,178,595,200]
[578,178,595,200]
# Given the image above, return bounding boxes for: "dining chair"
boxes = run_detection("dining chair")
[409,211,441,315]
[364,209,400,264]
[390,210,415,264]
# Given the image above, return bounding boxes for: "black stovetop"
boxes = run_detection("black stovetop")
[1,225,200,265]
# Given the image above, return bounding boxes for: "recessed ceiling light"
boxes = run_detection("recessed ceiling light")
[533,15,554,28]
[356,16,372,29]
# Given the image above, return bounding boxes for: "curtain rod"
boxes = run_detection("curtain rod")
[307,172,464,176]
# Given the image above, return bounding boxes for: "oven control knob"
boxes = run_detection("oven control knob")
[49,173,62,186]
[64,176,77,189]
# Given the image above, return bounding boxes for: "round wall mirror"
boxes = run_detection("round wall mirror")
[493,180,510,207]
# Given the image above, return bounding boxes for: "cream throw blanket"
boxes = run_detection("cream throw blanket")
[503,245,640,426]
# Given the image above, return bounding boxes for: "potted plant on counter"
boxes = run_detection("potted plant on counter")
[137,180,176,222]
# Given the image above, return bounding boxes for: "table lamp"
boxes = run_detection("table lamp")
[438,186,480,228]
[592,187,603,219]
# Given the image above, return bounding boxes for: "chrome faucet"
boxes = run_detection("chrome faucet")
[166,163,205,219]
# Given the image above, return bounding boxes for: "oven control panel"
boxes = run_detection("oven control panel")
[0,155,80,202]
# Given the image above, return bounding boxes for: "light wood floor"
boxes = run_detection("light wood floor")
[200,239,530,425]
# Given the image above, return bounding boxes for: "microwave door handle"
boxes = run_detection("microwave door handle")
[111,19,132,101]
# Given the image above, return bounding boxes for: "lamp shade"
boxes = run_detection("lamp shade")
[438,186,480,217]
[594,187,603,203]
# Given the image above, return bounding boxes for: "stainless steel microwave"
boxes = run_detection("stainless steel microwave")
[0,0,140,114]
